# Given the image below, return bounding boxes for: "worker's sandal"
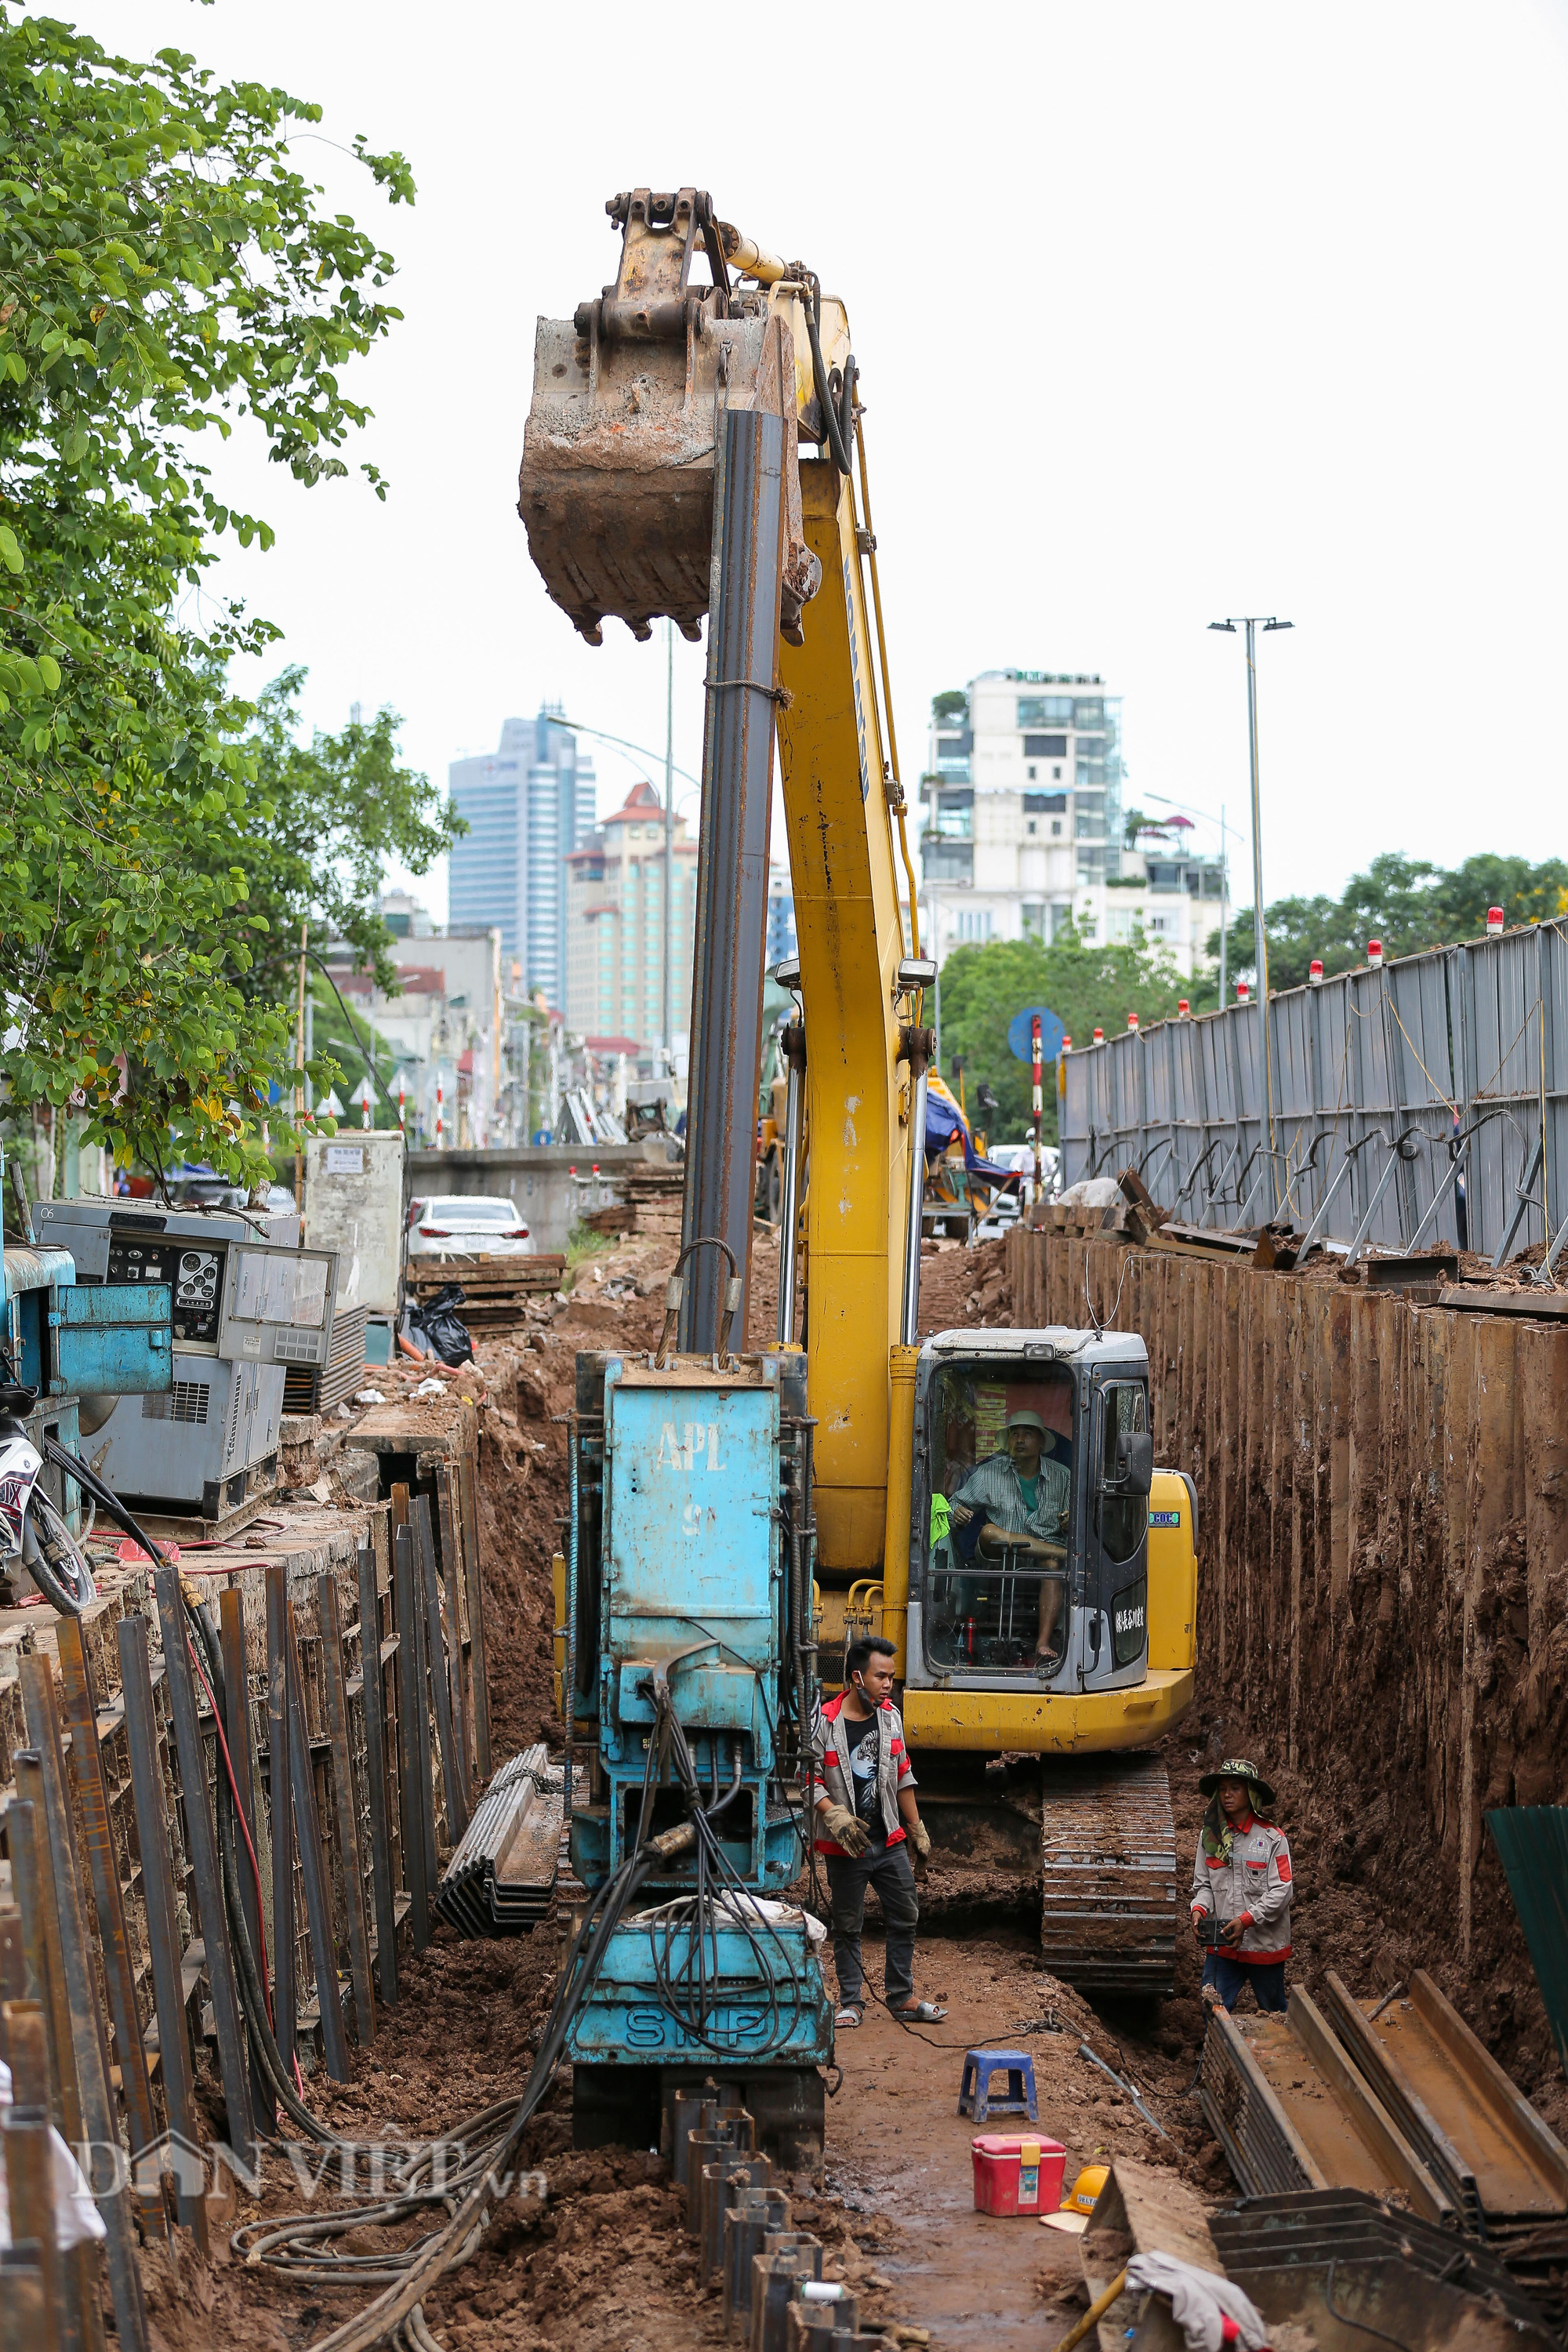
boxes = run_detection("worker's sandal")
[890,2000,946,2023]
[835,2004,864,2027]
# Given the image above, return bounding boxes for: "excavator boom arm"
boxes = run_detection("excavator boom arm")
[520,189,920,1584]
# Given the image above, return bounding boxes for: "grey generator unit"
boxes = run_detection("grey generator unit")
[34,1199,340,1521]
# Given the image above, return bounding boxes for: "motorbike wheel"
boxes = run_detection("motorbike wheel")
[20,1492,98,1616]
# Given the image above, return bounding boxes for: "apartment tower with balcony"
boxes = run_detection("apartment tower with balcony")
[921,669,1222,978]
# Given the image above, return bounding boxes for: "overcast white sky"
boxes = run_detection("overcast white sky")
[77,1,1568,917]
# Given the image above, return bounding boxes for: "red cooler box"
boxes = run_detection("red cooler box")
[971,2133,1067,2217]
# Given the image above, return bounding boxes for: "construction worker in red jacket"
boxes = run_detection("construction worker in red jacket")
[1189,1756,1293,2013]
[811,1635,945,2029]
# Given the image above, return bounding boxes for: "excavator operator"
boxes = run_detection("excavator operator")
[948,1410,1070,1667]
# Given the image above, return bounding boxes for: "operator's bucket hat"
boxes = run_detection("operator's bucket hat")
[1198,1756,1276,1806]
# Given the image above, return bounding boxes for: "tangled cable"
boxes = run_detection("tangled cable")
[630,1676,815,2065]
[245,1824,681,2350]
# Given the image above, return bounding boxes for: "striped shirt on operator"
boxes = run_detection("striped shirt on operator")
[952,1449,1070,1550]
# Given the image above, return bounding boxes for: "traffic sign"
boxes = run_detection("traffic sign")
[1007,1007,1065,1062]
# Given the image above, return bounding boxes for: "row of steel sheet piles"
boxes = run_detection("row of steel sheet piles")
[1196,1967,1568,2325]
[434,1742,567,1934]
[1210,2190,1559,2352]
[1323,1969,1568,2292]
[0,1396,494,2347]
[1198,1988,1452,2217]
[1005,1221,1568,1968]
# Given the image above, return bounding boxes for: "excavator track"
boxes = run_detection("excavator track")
[1037,1752,1179,1998]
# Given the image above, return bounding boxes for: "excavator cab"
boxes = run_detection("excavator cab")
[908,1330,1159,1698]
[899,1325,1198,1998]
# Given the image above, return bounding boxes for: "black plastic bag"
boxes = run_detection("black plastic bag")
[399,1283,474,1367]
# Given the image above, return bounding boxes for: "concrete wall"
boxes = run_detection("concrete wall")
[406,1142,673,1254]
[1005,1225,1568,1994]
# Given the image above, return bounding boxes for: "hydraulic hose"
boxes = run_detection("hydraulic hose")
[802,278,855,477]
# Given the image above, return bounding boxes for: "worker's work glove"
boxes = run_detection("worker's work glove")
[909,1820,931,1878]
[819,1803,870,1857]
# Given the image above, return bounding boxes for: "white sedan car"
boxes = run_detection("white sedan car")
[405,1195,534,1258]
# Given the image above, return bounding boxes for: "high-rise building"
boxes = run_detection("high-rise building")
[447,708,597,1008]
[918,669,1222,978]
[563,779,699,1062]
[767,863,797,968]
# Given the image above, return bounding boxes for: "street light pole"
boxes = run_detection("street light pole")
[1219,798,1228,1011]
[1209,615,1293,1217]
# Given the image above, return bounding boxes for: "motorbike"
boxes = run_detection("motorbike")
[0,1343,97,1614]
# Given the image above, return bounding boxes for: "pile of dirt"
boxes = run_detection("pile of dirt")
[915,1236,1011,1336]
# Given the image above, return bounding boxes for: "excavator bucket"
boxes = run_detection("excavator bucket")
[518,187,820,646]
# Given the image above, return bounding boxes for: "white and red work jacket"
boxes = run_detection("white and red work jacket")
[1189,1813,1294,1963]
[809,1693,916,1857]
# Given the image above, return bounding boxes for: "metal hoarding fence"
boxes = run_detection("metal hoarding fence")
[1061,927,1568,1260]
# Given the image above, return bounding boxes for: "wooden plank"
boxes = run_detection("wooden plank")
[392,1519,431,1949]
[217,1588,271,2125]
[458,1448,492,1776]
[1436,1284,1568,1319]
[264,1564,296,2074]
[414,1494,466,1845]
[116,1617,207,2250]
[355,1540,399,2008]
[435,1465,473,1808]
[283,1601,350,2082]
[54,1617,165,2240]
[5,1786,76,2190]
[412,1525,440,1893]
[150,1570,255,2179]
[318,1572,375,2046]
[19,1654,143,2352]
[1,2068,64,2350]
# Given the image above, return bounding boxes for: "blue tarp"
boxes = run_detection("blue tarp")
[925,1076,1018,1187]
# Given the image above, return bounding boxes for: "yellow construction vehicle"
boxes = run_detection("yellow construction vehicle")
[521,188,1196,1994]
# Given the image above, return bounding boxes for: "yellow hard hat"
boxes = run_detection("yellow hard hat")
[1061,2164,1109,2216]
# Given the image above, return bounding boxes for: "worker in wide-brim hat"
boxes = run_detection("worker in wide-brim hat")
[1189,1757,1293,2014]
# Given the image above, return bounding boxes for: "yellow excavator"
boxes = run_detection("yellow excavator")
[521,189,1196,1993]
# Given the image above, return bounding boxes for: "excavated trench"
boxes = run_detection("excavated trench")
[205,1221,1567,2351]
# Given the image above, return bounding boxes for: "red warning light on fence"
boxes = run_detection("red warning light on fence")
[1236,981,1249,1002]
[1487,907,1504,937]
[1092,1027,1104,1043]
[1367,940,1383,967]
[1309,960,1323,985]
[1178,1000,1189,1017]
[1127,1013,1139,1030]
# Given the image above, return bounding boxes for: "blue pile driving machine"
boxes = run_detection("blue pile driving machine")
[560,1279,832,2167]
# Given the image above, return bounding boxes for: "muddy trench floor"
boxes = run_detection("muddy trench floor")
[146,1228,1568,2352]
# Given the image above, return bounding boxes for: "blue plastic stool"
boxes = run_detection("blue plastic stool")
[958,2048,1037,2123]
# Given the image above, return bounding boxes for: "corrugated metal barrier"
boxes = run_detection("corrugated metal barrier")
[1488,1807,1568,2078]
[1062,927,1568,1260]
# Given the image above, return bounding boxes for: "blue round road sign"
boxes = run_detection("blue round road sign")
[1007,1007,1065,1063]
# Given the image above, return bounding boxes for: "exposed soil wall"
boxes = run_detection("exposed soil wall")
[1004,1225,1568,2115]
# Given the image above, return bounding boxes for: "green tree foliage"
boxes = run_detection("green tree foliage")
[931,688,968,721]
[1207,852,1568,990]
[225,668,459,1005]
[0,12,413,1178]
[938,927,1189,1145]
